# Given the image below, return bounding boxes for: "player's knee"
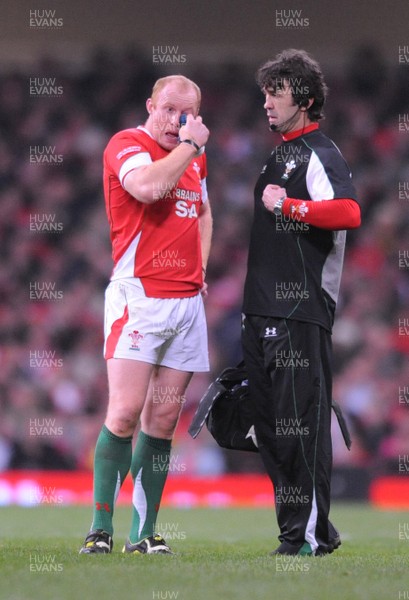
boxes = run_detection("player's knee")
[106,410,139,436]
[149,410,179,438]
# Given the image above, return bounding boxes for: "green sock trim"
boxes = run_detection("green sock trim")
[91,425,133,535]
[102,424,133,444]
[298,542,313,556]
[138,430,172,451]
[129,431,171,543]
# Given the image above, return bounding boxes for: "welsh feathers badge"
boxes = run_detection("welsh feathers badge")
[281,159,297,180]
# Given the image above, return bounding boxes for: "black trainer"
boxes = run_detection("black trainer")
[271,540,313,556]
[122,534,173,555]
[271,533,341,556]
[316,531,341,556]
[79,529,113,554]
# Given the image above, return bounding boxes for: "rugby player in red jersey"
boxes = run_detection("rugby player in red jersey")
[80,75,211,555]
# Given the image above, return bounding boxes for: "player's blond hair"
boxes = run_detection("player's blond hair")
[151,75,201,110]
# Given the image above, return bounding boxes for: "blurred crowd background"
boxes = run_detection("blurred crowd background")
[0,44,408,480]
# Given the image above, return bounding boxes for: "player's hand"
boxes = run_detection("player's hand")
[179,114,209,149]
[262,184,287,212]
[200,280,208,299]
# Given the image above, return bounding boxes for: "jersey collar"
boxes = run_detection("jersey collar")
[137,125,154,139]
[281,122,319,142]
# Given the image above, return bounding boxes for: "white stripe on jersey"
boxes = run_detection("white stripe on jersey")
[201,177,208,202]
[119,152,152,186]
[306,150,347,304]
[111,231,142,280]
[306,150,334,201]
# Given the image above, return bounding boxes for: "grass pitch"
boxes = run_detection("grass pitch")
[0,503,407,600]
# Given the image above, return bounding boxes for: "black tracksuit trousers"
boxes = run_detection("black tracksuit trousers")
[242,314,336,554]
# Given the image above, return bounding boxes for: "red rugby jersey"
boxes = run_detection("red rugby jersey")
[103,126,208,298]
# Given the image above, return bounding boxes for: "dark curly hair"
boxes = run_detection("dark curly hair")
[256,49,328,122]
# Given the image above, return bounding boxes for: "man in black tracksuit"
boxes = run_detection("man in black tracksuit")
[242,49,361,556]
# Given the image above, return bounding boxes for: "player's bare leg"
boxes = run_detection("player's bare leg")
[105,358,154,436]
[141,365,193,437]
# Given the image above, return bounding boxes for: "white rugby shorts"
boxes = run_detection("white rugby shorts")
[104,279,209,372]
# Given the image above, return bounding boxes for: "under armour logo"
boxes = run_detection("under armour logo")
[245,425,259,448]
[95,502,111,513]
[265,327,277,337]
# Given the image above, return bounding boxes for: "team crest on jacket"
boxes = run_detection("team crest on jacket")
[129,330,144,350]
[281,160,297,180]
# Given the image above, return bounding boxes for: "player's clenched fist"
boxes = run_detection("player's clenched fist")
[179,114,209,150]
